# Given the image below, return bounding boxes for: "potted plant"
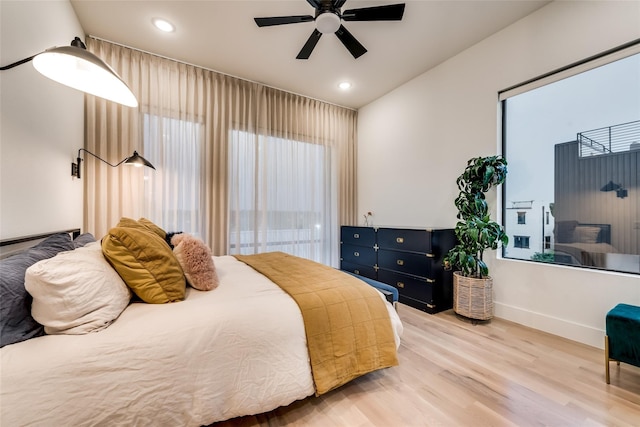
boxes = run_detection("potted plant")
[444,155,508,320]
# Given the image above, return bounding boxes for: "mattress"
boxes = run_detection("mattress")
[0,255,402,426]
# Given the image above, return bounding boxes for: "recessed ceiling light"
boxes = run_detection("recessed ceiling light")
[338,82,352,90]
[152,18,175,33]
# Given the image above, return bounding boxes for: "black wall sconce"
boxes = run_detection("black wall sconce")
[71,149,155,179]
[600,180,628,199]
[1,37,137,107]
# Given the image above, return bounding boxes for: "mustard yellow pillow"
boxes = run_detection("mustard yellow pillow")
[115,217,139,228]
[102,220,185,304]
[116,217,167,240]
[138,217,167,240]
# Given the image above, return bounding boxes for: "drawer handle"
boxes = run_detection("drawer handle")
[354,269,360,275]
[427,278,435,283]
[396,259,404,266]
[396,282,405,289]
[354,251,360,257]
[354,233,360,239]
[426,253,435,258]
[396,237,404,244]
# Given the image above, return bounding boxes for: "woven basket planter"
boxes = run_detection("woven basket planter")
[453,272,494,320]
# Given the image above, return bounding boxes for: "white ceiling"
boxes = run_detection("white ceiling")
[70,0,550,109]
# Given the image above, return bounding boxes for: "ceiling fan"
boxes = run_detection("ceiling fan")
[254,0,406,59]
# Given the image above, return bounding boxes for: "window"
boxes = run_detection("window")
[517,212,526,224]
[228,130,336,265]
[514,236,530,249]
[142,113,203,236]
[501,42,640,274]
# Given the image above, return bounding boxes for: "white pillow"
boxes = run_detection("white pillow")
[25,242,131,335]
[573,226,601,244]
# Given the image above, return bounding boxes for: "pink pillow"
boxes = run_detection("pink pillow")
[171,234,219,291]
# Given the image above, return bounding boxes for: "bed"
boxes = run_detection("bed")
[553,221,616,268]
[0,222,402,426]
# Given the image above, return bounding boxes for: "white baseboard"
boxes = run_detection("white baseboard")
[494,302,605,349]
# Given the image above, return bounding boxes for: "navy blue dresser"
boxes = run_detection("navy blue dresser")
[340,226,456,314]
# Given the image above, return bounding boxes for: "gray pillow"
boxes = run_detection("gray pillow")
[0,233,75,347]
[73,232,96,248]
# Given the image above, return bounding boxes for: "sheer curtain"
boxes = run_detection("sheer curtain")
[84,38,357,261]
[229,130,336,264]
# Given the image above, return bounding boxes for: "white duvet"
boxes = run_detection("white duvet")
[1,256,403,426]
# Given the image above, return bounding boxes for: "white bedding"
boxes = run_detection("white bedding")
[1,255,402,426]
[554,242,617,267]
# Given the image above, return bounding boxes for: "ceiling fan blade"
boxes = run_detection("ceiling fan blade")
[254,15,314,27]
[333,0,347,8]
[296,29,323,59]
[342,3,405,21]
[335,25,366,59]
[306,0,322,9]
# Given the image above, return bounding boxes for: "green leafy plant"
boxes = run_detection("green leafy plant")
[444,155,508,278]
[531,252,555,263]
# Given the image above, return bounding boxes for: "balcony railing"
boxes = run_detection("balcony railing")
[578,120,640,157]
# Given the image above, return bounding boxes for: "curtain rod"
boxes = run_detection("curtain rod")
[87,35,357,112]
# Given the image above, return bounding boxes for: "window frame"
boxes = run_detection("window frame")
[513,235,530,249]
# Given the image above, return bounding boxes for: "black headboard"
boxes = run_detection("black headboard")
[0,229,81,247]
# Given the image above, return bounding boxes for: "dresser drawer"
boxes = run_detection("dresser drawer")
[378,249,432,277]
[339,225,455,315]
[340,261,377,280]
[341,226,376,247]
[378,270,434,305]
[377,228,432,254]
[340,243,376,266]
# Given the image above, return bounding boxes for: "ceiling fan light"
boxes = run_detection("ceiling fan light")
[316,12,340,34]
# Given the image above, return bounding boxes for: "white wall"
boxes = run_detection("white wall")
[0,0,84,239]
[358,1,640,348]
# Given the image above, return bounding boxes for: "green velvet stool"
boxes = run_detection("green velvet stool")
[605,303,640,384]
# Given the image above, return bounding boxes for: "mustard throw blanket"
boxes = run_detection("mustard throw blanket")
[234,252,398,395]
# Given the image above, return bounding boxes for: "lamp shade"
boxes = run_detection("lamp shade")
[124,151,156,170]
[32,40,138,107]
[600,180,621,192]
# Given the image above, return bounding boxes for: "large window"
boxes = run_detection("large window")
[228,130,337,265]
[502,43,640,274]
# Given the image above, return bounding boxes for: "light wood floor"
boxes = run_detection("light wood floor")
[213,304,640,427]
